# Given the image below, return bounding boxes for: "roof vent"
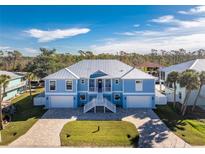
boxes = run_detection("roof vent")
[120,69,124,72]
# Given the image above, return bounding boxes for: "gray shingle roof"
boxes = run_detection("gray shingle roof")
[0,70,22,80]
[44,59,155,79]
[160,59,205,73]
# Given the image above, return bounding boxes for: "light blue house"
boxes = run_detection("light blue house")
[42,60,156,113]
[0,71,27,101]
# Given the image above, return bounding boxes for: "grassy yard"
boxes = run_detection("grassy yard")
[0,88,46,145]
[60,121,139,147]
[154,105,205,145]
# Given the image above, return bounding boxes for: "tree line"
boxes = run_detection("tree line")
[1,48,205,78]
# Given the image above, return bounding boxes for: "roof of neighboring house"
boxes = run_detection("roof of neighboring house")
[0,70,22,80]
[160,59,205,73]
[137,62,163,68]
[44,59,155,80]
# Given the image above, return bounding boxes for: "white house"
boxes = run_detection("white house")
[160,59,205,106]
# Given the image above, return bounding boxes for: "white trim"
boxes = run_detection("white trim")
[65,79,73,91]
[65,68,80,79]
[123,92,155,95]
[190,59,199,70]
[49,80,57,91]
[112,90,123,92]
[45,92,76,95]
[135,80,143,91]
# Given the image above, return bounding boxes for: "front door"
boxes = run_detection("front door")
[98,79,102,92]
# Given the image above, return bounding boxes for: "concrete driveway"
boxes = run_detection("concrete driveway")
[9,108,190,148]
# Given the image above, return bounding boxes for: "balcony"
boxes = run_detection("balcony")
[89,87,111,92]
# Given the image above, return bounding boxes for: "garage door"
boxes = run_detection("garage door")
[126,96,152,108]
[50,96,74,108]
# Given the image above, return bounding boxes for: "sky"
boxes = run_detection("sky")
[0,5,205,56]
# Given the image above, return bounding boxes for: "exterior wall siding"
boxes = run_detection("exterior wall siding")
[45,79,77,93]
[123,79,155,93]
[44,78,155,109]
[112,79,122,91]
[78,79,88,91]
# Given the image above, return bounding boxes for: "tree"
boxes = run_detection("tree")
[166,71,179,108]
[0,75,11,130]
[192,71,205,111]
[178,70,200,116]
[12,50,22,70]
[25,72,36,101]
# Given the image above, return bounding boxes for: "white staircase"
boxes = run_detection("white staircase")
[84,93,116,113]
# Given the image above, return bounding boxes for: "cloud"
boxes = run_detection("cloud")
[91,13,205,54]
[133,24,140,27]
[0,46,11,50]
[25,28,90,42]
[178,6,205,15]
[151,15,175,23]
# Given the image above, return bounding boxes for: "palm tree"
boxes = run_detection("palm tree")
[25,72,36,101]
[166,71,179,108]
[192,71,205,111]
[0,75,11,130]
[178,70,200,116]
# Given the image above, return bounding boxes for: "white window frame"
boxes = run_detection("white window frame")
[115,79,119,85]
[49,80,56,91]
[65,80,73,91]
[135,80,143,91]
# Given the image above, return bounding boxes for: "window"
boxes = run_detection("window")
[89,79,95,91]
[135,80,143,91]
[81,79,85,84]
[114,94,121,101]
[105,79,111,91]
[80,94,86,101]
[66,80,73,91]
[115,79,119,84]
[179,92,182,99]
[49,80,56,91]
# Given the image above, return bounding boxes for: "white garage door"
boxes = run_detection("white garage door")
[126,96,152,108]
[50,96,74,108]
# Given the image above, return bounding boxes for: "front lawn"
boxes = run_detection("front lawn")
[60,121,139,147]
[0,88,46,145]
[154,105,205,145]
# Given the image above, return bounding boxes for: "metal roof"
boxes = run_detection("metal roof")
[160,59,205,73]
[121,68,156,79]
[43,69,77,80]
[0,70,22,80]
[44,59,155,79]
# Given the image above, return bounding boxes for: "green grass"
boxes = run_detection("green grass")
[0,88,46,145]
[154,105,205,145]
[60,121,139,147]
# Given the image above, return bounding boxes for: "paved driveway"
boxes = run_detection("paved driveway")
[9,108,190,148]
[9,109,78,147]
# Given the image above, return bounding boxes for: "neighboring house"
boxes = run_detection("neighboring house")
[137,62,163,77]
[0,70,27,101]
[39,60,156,113]
[160,59,205,106]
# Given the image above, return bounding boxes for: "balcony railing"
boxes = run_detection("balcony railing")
[89,86,111,92]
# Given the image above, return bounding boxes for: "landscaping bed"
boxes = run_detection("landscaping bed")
[154,105,205,145]
[0,88,46,145]
[60,120,139,147]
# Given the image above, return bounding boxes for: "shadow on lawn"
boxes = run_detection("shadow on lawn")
[11,93,46,122]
